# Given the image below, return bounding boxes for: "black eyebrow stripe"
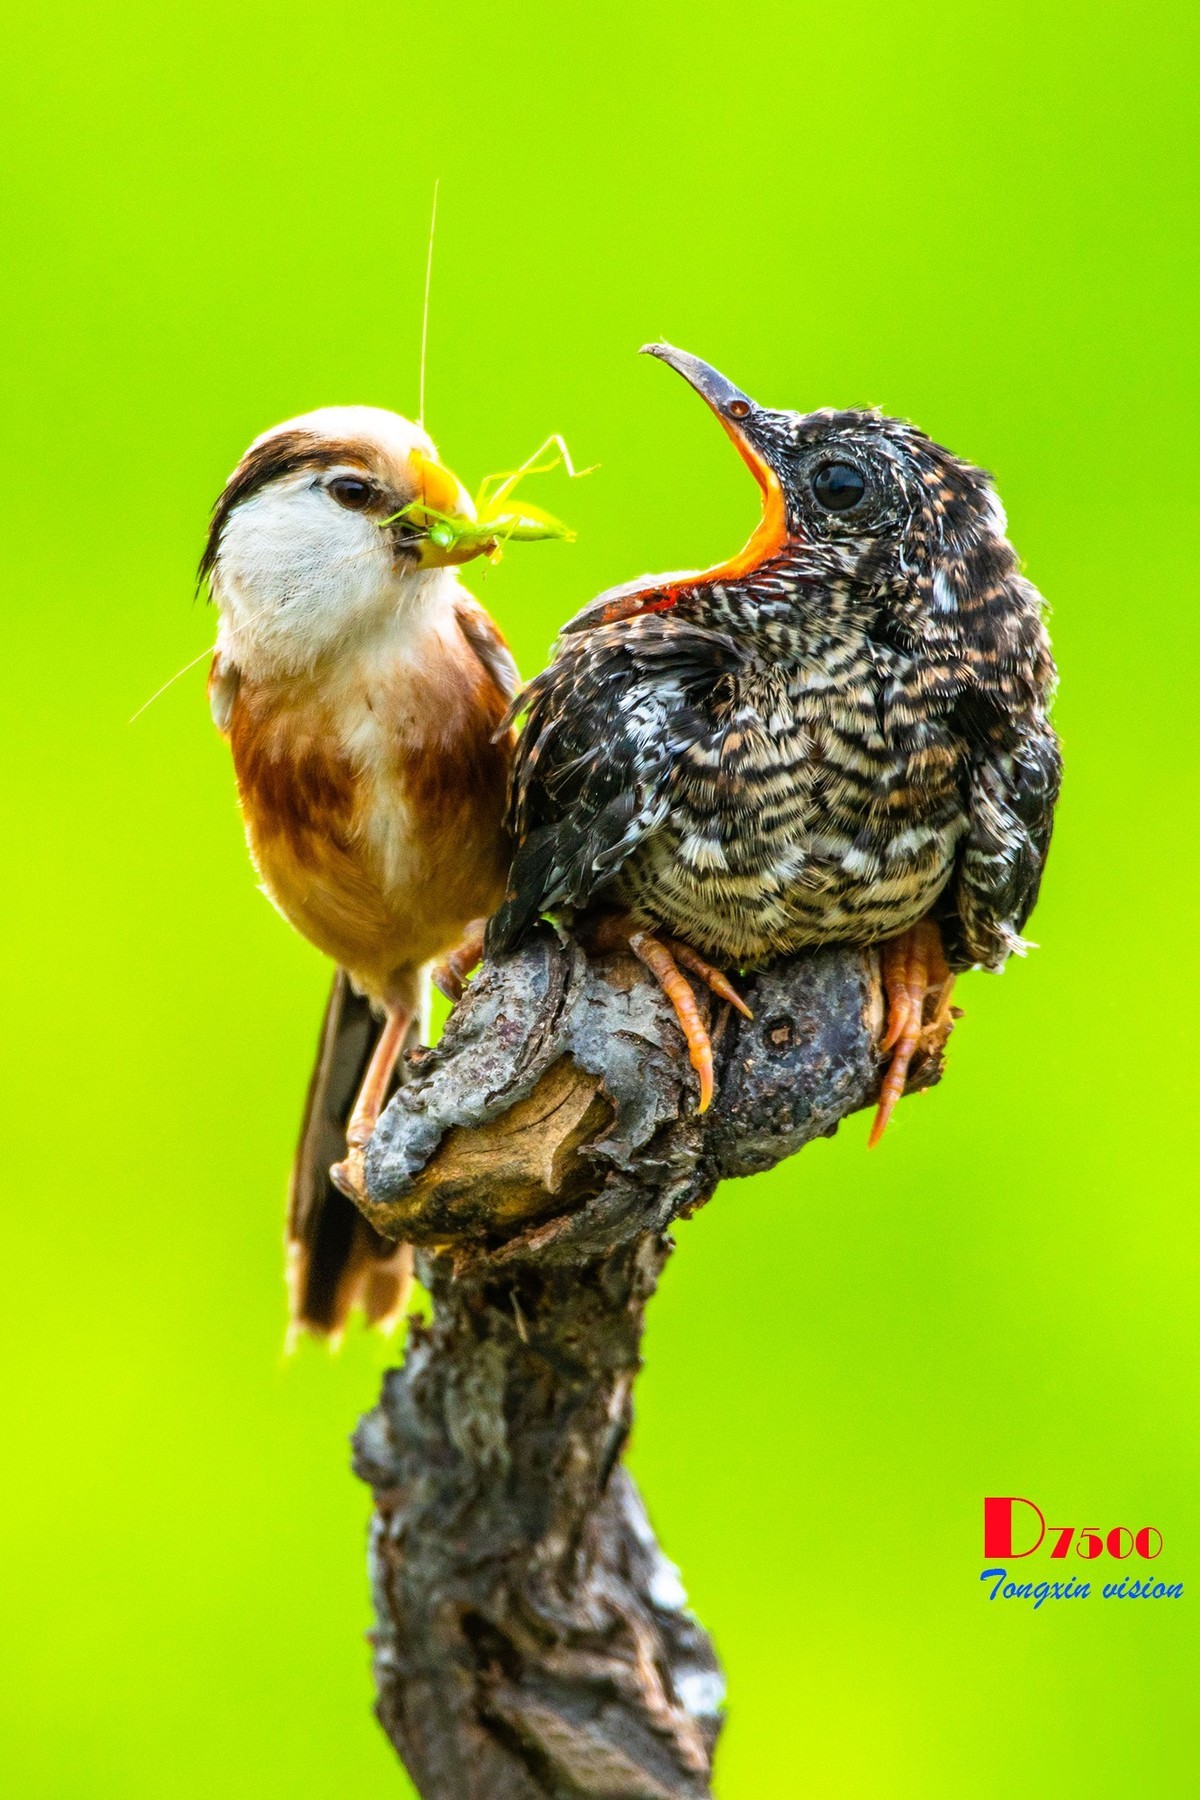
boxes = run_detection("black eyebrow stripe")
[197,430,374,589]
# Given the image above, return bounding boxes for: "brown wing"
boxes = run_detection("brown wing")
[207,649,241,735]
[454,593,520,702]
[287,971,412,1335]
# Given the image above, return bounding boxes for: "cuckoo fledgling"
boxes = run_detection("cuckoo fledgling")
[489,346,1061,1138]
[203,408,518,1334]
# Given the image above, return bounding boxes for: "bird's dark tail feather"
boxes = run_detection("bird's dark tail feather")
[286,971,413,1337]
[485,828,562,957]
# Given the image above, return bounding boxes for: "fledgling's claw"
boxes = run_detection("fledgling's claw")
[870,919,956,1146]
[669,941,755,1021]
[588,912,751,1113]
[629,930,717,1110]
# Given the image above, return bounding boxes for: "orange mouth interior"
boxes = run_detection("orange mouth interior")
[712,411,788,582]
[595,408,787,626]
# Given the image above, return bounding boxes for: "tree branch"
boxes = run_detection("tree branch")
[352,931,947,1798]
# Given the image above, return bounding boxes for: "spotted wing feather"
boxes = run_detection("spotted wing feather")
[941,720,1062,969]
[938,569,1062,969]
[487,617,742,954]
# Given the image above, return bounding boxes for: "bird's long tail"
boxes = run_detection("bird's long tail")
[286,971,413,1337]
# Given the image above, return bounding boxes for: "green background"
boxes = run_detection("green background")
[2,2,1196,1793]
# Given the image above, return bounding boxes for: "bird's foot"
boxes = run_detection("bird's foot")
[330,1145,368,1206]
[329,1003,412,1206]
[432,918,487,1004]
[871,919,957,1146]
[589,913,752,1112]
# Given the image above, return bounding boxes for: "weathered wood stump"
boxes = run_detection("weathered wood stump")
[352,929,946,1798]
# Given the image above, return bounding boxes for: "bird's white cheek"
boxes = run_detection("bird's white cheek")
[213,486,397,670]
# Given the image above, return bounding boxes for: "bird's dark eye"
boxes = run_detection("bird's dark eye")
[812,462,866,511]
[327,476,374,511]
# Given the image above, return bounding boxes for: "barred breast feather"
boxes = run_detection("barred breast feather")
[489,548,1058,975]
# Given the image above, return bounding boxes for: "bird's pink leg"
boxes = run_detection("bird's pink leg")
[870,919,956,1146]
[589,913,752,1113]
[331,1005,411,1202]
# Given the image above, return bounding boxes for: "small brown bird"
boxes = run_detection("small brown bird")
[202,407,519,1334]
[489,347,1061,1139]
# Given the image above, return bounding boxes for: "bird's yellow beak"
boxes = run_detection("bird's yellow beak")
[406,450,494,568]
[640,342,788,578]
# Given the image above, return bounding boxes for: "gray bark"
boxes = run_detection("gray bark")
[352,930,946,1798]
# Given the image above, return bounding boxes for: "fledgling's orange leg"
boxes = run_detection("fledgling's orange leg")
[431,918,487,1004]
[870,919,955,1147]
[590,914,753,1113]
[629,932,720,1111]
[330,1005,411,1202]
[668,940,756,1022]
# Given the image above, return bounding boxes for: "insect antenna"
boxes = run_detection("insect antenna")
[418,177,439,432]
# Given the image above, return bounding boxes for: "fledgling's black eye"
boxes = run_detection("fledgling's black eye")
[812,462,866,511]
[327,476,374,512]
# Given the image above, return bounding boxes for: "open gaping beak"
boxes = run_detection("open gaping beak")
[640,343,788,578]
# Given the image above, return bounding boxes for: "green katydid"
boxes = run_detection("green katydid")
[379,433,595,563]
[383,184,593,562]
